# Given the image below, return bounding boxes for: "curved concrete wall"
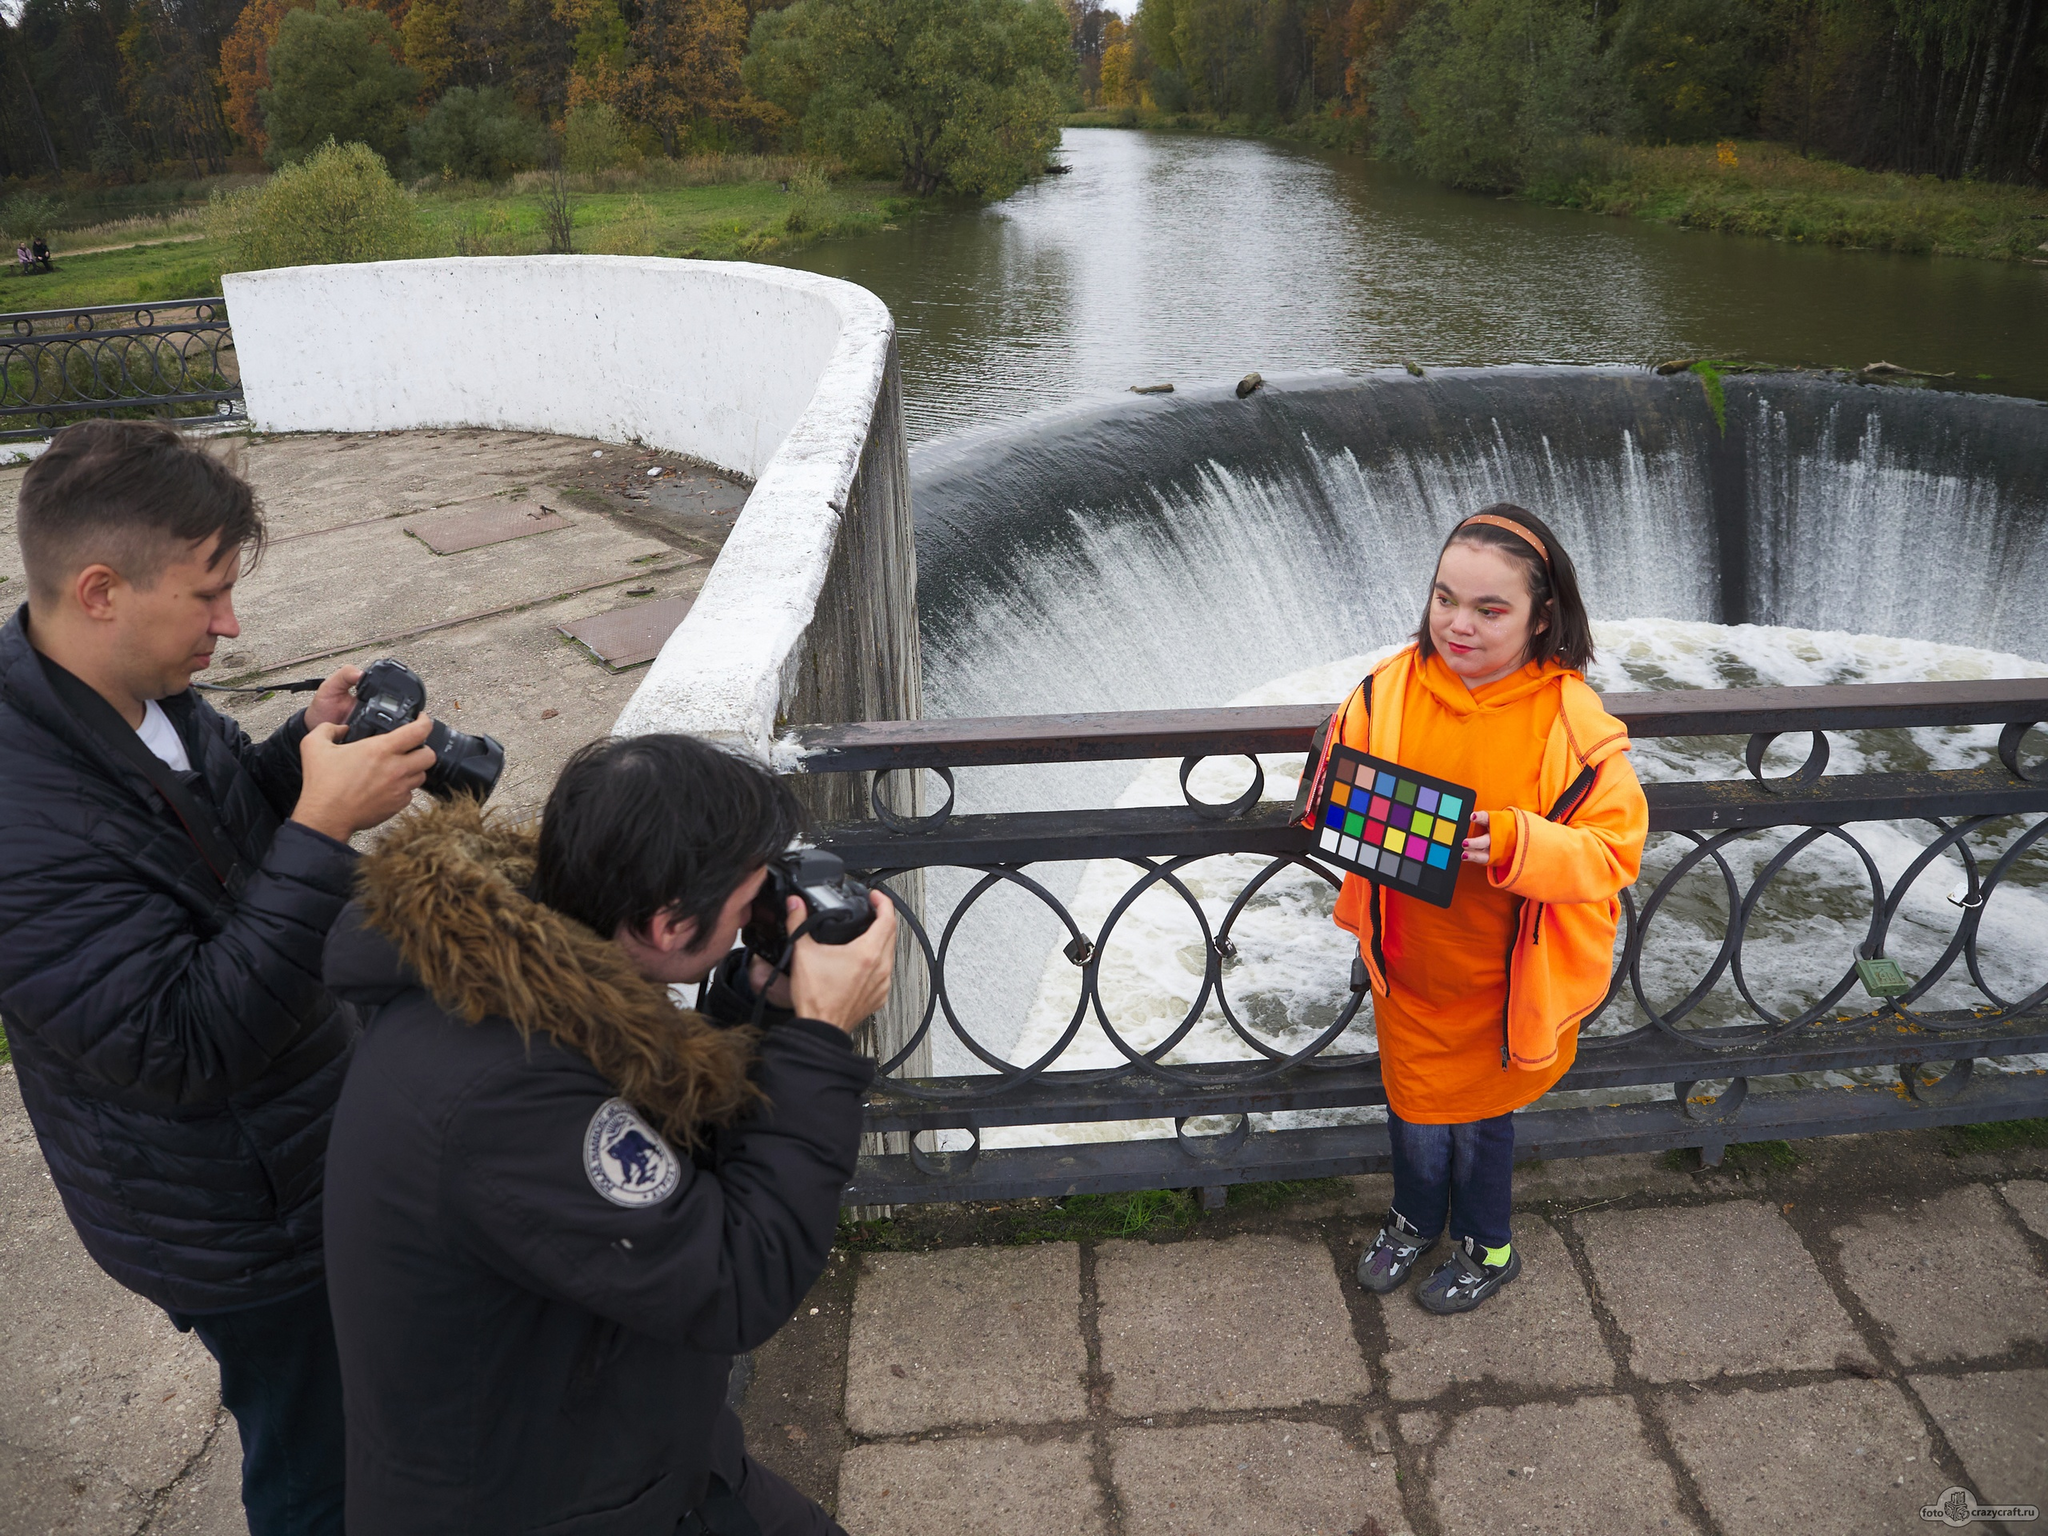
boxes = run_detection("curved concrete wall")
[224,256,920,783]
[226,256,927,1115]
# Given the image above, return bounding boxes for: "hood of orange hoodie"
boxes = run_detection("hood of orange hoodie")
[1399,650,1634,796]
[1412,652,1573,720]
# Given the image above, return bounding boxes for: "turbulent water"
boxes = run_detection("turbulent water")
[902,370,2048,1089]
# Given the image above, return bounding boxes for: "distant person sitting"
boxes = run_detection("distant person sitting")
[0,420,441,1536]
[31,235,53,272]
[14,242,31,275]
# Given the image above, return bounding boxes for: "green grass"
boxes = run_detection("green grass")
[1658,1138,1801,1173]
[0,168,925,313]
[1530,139,2048,262]
[1942,1117,2048,1156]
[1065,114,2048,263]
[840,1176,1352,1250]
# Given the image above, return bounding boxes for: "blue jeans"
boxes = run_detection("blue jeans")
[167,1278,346,1536]
[1388,1108,1515,1250]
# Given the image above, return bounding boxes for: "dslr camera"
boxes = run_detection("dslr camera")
[344,658,505,801]
[742,847,876,960]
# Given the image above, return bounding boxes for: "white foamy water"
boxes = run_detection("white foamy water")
[1743,396,2048,645]
[915,620,2048,1149]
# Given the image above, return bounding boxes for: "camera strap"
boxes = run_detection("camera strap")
[39,656,251,897]
[748,913,829,1030]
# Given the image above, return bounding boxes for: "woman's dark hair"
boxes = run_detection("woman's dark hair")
[1414,502,1595,674]
[533,733,804,940]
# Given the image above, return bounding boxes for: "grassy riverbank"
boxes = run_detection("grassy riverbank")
[1065,111,2048,263]
[0,162,923,312]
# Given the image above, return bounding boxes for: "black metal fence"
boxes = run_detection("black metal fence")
[2,300,243,442]
[796,678,2048,1206]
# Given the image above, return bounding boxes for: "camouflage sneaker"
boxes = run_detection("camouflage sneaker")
[1356,1210,1434,1294]
[1416,1236,1522,1314]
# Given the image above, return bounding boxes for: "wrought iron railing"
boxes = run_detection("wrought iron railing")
[795,678,2048,1205]
[2,300,243,441]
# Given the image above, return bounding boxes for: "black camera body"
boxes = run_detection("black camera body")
[743,847,875,957]
[344,658,505,801]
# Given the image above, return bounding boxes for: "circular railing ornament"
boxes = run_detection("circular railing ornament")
[1899,1059,1976,1106]
[1744,730,1829,791]
[1998,721,2047,783]
[1174,1113,1251,1160]
[1179,755,1265,820]
[1674,1077,1748,1123]
[871,765,956,834]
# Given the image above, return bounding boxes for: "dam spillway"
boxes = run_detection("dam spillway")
[912,367,2048,732]
[901,367,2048,1079]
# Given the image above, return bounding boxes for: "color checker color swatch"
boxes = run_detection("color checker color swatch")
[1309,746,1475,909]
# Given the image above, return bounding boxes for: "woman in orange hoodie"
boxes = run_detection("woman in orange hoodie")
[1322,504,1648,1314]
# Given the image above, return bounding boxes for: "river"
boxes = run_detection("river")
[785,126,2048,441]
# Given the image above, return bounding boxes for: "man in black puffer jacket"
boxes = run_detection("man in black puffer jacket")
[0,421,439,1536]
[323,733,893,1535]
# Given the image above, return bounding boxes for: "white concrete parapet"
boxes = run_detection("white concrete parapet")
[223,256,914,762]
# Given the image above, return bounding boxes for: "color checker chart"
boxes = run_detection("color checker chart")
[1309,746,1475,909]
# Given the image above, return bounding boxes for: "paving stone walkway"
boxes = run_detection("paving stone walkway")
[738,1138,2048,1536]
[6,1059,2048,1534]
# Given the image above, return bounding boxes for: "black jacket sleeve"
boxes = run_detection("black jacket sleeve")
[0,811,358,1106]
[444,1023,874,1353]
[208,703,311,822]
[698,948,796,1029]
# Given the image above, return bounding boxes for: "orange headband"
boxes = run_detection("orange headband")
[1457,513,1551,567]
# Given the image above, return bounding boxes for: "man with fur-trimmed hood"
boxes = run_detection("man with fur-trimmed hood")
[321,732,896,1536]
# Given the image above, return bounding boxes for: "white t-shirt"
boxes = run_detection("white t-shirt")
[136,699,193,774]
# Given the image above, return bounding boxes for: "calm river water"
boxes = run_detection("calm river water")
[783,127,2048,442]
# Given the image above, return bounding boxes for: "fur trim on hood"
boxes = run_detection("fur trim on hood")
[355,796,758,1146]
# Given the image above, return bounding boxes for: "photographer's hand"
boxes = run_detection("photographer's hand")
[291,717,436,841]
[787,892,896,1034]
[304,666,364,731]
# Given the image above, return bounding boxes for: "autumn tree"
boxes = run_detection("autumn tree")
[620,0,760,151]
[259,0,422,165]
[400,0,573,119]
[1100,14,1136,103]
[118,1,237,174]
[747,0,1070,195]
[221,0,302,154]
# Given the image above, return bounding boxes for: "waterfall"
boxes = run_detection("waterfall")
[906,366,2048,1071]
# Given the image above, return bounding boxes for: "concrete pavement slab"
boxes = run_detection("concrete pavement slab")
[1377,1218,1613,1401]
[1579,1200,1873,1380]
[837,1435,1106,1536]
[1656,1378,1934,1536]
[1109,1419,1408,1536]
[1427,1396,1685,1535]
[1910,1369,2048,1508]
[1511,1151,1697,1205]
[138,1415,247,1536]
[2002,1179,2048,1242]
[1094,1232,1369,1415]
[1832,1184,2048,1363]
[1395,1411,1442,1449]
[0,1071,221,1535]
[845,1245,1086,1434]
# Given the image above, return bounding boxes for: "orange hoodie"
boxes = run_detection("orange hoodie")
[1318,646,1648,1122]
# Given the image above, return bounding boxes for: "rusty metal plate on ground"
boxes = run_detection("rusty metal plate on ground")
[407,500,569,554]
[558,594,695,670]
